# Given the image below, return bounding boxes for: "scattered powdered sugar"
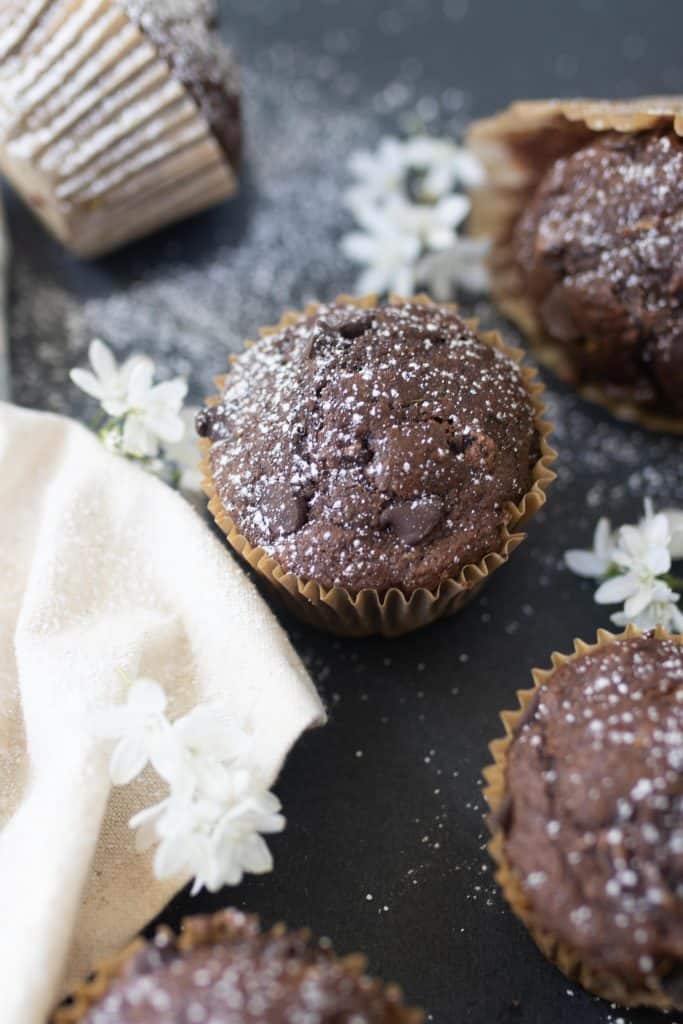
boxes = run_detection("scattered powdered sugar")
[5,14,683,1024]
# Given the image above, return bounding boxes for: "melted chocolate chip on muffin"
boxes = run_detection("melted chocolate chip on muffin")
[514,130,683,416]
[121,0,241,166]
[198,301,541,594]
[76,910,420,1023]
[501,636,683,1001]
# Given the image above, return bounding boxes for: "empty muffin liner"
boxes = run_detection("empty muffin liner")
[200,293,557,638]
[484,623,683,1011]
[0,0,239,257]
[467,96,683,434]
[53,909,424,1023]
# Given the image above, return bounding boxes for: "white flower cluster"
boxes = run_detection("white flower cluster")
[99,675,284,894]
[341,134,489,299]
[70,339,201,491]
[566,500,683,632]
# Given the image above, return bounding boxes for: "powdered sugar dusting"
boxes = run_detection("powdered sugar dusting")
[507,635,683,987]
[203,300,539,592]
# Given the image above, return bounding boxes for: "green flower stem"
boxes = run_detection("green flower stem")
[662,573,683,593]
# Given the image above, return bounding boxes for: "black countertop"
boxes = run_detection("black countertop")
[6,1,683,1021]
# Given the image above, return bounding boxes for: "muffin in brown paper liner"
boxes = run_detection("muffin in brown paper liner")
[0,0,240,257]
[53,908,423,1023]
[199,293,557,638]
[467,97,683,433]
[484,623,683,1011]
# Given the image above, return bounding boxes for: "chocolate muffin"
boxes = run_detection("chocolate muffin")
[467,97,683,431]
[515,130,683,415]
[0,0,241,256]
[486,629,683,1009]
[55,909,422,1024]
[198,297,555,636]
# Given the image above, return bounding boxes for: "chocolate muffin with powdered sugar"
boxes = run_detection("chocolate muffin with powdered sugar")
[197,299,545,596]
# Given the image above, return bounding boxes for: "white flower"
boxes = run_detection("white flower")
[341,223,420,296]
[70,339,152,417]
[130,770,285,894]
[416,236,491,300]
[104,670,284,894]
[660,507,683,560]
[565,517,616,579]
[346,136,409,204]
[166,703,251,800]
[596,572,676,621]
[121,361,187,459]
[385,193,470,251]
[343,133,487,300]
[612,510,672,578]
[98,677,174,785]
[611,596,683,632]
[566,500,683,634]
[163,407,203,492]
[406,136,484,199]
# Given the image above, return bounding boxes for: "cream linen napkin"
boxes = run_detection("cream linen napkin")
[0,197,9,399]
[0,402,325,1024]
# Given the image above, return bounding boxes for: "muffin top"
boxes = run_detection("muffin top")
[198,300,541,594]
[77,910,420,1024]
[501,635,683,998]
[514,130,683,415]
[121,0,241,167]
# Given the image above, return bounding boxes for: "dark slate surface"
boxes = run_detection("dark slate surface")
[6,1,683,1021]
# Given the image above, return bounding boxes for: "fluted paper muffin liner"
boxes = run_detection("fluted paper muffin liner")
[0,0,238,257]
[467,97,683,434]
[201,294,557,638]
[53,909,423,1023]
[484,623,683,1011]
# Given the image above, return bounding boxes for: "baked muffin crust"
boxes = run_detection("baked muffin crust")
[501,635,683,1001]
[198,301,541,594]
[74,910,420,1024]
[514,130,683,416]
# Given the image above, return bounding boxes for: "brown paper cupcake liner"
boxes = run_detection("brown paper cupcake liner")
[483,623,683,1011]
[0,0,238,257]
[200,293,557,638]
[53,909,424,1023]
[467,97,683,434]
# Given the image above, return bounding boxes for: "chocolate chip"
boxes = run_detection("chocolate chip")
[195,407,213,438]
[336,311,374,339]
[262,482,308,538]
[379,497,444,545]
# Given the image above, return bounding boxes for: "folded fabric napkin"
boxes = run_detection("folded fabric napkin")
[0,198,9,399]
[0,403,325,1024]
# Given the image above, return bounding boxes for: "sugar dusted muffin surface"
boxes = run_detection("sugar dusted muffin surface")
[198,301,541,594]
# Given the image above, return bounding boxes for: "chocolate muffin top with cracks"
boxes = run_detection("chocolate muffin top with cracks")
[501,636,683,1000]
[514,130,683,416]
[198,301,540,594]
[76,910,420,1023]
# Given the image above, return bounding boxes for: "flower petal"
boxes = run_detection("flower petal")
[88,338,117,383]
[128,678,168,713]
[69,368,104,402]
[109,737,148,786]
[565,549,604,579]
[595,573,638,605]
[122,413,158,458]
[662,508,683,559]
